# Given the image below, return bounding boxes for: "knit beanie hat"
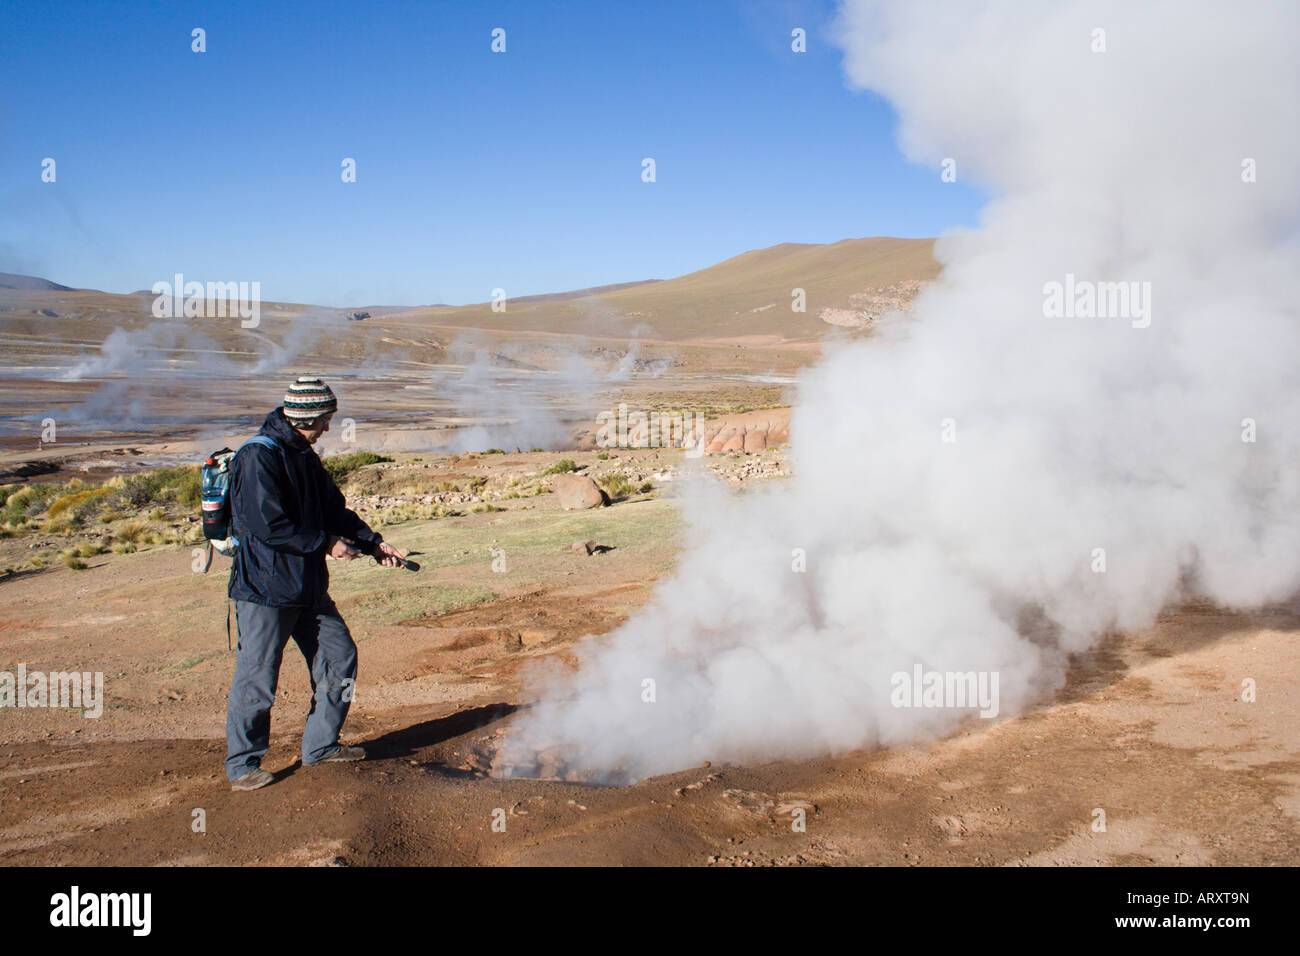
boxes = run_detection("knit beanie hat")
[282,376,338,424]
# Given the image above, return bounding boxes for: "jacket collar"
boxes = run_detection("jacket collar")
[259,408,312,452]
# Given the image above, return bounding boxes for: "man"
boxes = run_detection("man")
[224,376,406,791]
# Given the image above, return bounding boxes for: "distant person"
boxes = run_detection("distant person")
[224,376,407,791]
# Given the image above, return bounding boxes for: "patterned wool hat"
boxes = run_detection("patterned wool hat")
[282,376,338,424]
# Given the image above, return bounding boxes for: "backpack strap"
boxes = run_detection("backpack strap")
[239,435,295,497]
[230,434,299,546]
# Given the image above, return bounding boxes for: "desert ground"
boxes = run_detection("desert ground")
[0,238,1296,866]
[1,444,1297,866]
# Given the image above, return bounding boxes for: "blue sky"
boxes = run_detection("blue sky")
[0,0,983,306]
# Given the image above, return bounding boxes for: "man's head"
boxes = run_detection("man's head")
[282,376,338,444]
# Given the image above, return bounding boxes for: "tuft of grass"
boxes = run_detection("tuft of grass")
[47,487,106,520]
[322,451,392,484]
[367,502,463,528]
[597,471,635,499]
[2,483,60,526]
[0,483,23,509]
[61,552,88,571]
[110,466,201,510]
[595,452,609,460]
[163,466,202,508]
[544,458,577,475]
[114,519,151,544]
[638,480,654,494]
[350,584,497,625]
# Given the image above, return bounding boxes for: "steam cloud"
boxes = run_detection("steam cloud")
[46,305,395,424]
[500,0,1300,782]
[435,330,671,453]
[432,338,585,453]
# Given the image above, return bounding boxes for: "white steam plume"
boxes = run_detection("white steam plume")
[437,345,576,453]
[434,333,674,453]
[500,0,1300,782]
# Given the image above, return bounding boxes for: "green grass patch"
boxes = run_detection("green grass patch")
[111,465,201,509]
[161,650,224,675]
[597,471,635,499]
[349,584,498,625]
[2,483,61,526]
[322,451,392,483]
[48,487,108,521]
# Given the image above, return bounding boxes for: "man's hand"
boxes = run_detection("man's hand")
[327,536,360,560]
[375,540,408,568]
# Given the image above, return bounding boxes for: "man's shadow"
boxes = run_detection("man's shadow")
[362,702,518,760]
[271,702,518,782]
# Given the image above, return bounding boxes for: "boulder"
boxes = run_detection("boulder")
[569,539,613,555]
[553,473,608,510]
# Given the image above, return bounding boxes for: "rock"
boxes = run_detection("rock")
[775,798,817,817]
[568,540,612,556]
[743,429,767,453]
[519,628,555,647]
[722,788,776,816]
[553,473,608,510]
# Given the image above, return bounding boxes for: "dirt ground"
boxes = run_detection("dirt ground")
[1,446,1296,866]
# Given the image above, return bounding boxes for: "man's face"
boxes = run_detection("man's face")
[296,412,334,444]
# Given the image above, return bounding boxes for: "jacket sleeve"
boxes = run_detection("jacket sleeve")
[232,445,328,556]
[321,469,383,555]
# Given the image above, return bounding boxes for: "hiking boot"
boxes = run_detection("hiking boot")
[316,745,365,763]
[231,768,274,791]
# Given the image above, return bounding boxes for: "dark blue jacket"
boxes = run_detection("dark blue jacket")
[227,408,382,607]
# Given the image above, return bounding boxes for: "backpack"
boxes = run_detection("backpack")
[199,435,278,570]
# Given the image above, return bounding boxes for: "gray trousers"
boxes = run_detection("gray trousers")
[225,598,358,780]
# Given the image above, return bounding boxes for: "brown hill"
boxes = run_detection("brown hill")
[0,273,78,292]
[384,237,938,342]
[0,238,938,382]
